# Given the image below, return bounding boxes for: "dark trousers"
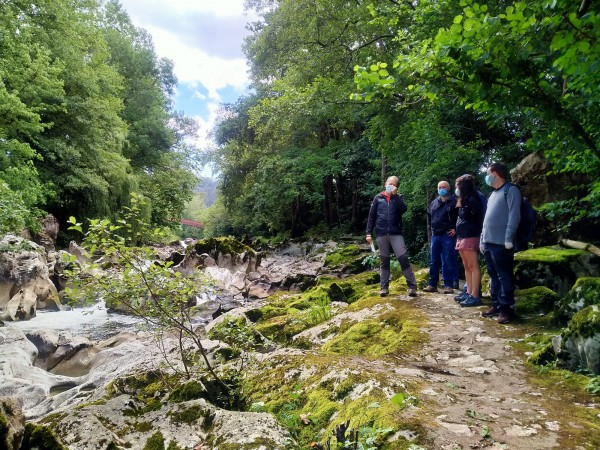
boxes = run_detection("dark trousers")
[428,234,458,288]
[483,243,515,311]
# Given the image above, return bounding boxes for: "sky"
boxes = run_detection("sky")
[118,0,257,172]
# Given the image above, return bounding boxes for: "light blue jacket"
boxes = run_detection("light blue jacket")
[481,183,521,246]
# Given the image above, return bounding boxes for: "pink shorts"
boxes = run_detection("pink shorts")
[456,237,480,251]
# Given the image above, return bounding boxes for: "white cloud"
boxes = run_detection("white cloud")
[119,0,255,103]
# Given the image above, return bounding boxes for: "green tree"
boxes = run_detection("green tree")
[354,0,600,232]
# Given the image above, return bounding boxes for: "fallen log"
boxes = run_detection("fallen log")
[560,238,600,257]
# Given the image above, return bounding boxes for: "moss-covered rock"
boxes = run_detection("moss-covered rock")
[514,246,600,296]
[142,431,165,450]
[323,245,366,274]
[528,342,556,366]
[243,352,427,449]
[208,316,265,352]
[194,237,261,271]
[21,423,67,450]
[321,309,425,358]
[555,277,600,324]
[556,305,600,374]
[0,397,24,450]
[514,286,559,315]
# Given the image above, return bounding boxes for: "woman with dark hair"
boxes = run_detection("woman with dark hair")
[454,174,484,307]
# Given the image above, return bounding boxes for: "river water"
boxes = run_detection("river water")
[6,302,143,341]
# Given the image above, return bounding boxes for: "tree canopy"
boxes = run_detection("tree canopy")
[0,0,198,236]
[202,0,600,251]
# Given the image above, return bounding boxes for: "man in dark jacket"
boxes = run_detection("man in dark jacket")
[423,180,458,294]
[366,176,418,297]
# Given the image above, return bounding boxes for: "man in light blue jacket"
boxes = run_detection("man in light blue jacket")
[480,163,521,324]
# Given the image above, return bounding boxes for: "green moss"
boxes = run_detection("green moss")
[208,317,263,351]
[556,277,600,324]
[194,237,258,260]
[321,310,424,357]
[21,423,67,450]
[243,352,427,450]
[515,247,588,263]
[167,404,209,425]
[133,421,153,432]
[324,244,361,266]
[0,412,8,446]
[142,431,165,450]
[562,305,600,340]
[528,342,556,366]
[323,245,365,273]
[514,286,559,315]
[166,441,184,450]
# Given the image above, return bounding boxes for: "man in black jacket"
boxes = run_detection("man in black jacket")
[423,180,459,294]
[366,176,418,297]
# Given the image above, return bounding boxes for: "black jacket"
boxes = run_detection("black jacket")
[366,193,407,236]
[456,195,484,239]
[427,195,458,236]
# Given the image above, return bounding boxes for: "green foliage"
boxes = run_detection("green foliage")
[0,0,198,235]
[65,197,227,393]
[353,0,600,230]
[586,377,600,395]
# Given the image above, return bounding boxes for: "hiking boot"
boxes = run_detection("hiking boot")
[380,289,389,297]
[459,295,481,307]
[423,285,438,293]
[482,306,500,318]
[443,287,454,294]
[497,310,515,324]
[408,288,417,297]
[454,292,468,302]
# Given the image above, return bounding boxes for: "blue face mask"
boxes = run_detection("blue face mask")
[438,188,448,197]
[455,188,460,197]
[385,185,393,193]
[485,174,495,187]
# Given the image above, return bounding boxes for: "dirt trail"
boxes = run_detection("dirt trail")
[391,291,590,450]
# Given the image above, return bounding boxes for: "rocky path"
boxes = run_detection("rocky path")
[392,291,586,450]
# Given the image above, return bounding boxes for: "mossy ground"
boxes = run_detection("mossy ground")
[243,352,427,449]
[508,316,600,448]
[241,263,430,449]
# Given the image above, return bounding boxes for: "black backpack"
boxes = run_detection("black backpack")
[502,183,536,252]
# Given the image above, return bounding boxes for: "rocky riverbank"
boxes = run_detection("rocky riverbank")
[1,238,599,449]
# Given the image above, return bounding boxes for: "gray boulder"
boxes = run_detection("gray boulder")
[0,235,60,315]
[554,305,600,374]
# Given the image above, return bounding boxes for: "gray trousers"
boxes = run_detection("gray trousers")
[376,234,417,290]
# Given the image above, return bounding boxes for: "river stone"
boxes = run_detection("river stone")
[0,235,59,312]
[555,277,600,324]
[25,329,60,360]
[554,305,600,375]
[5,289,37,321]
[0,328,78,414]
[513,247,600,296]
[47,395,294,450]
